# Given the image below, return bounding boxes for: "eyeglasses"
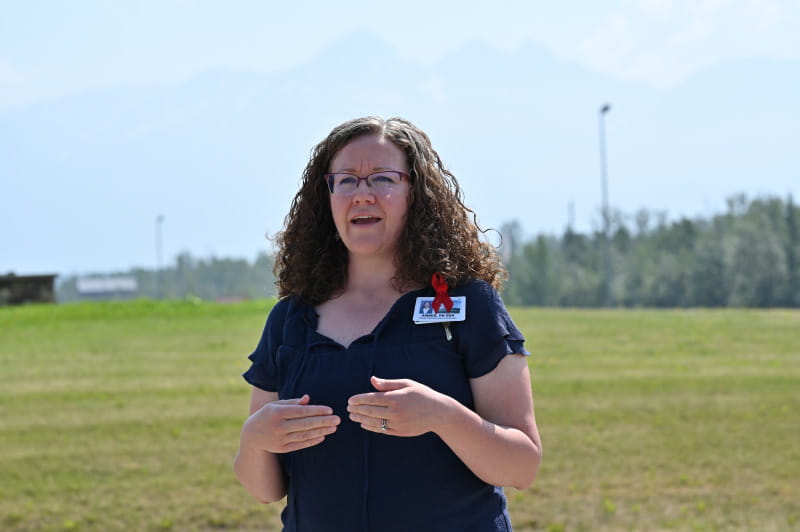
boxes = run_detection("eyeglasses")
[324,170,409,196]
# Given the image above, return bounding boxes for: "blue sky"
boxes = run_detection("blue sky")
[2,1,799,275]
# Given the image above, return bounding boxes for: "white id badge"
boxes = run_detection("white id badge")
[413,296,467,324]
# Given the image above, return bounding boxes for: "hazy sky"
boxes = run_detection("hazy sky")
[3,1,799,275]
[3,0,799,111]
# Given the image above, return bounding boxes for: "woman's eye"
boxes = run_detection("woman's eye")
[372,174,395,184]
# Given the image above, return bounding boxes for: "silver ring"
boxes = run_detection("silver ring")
[380,418,388,432]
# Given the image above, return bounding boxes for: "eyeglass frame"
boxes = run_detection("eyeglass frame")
[323,170,411,195]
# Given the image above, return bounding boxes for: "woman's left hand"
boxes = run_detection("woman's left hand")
[347,376,452,437]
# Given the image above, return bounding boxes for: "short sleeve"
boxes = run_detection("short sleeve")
[454,280,529,379]
[242,298,291,391]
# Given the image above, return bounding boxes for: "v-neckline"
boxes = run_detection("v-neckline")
[310,287,428,349]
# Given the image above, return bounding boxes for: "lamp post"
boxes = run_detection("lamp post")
[598,104,612,307]
[156,214,164,299]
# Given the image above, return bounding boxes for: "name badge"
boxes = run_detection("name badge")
[413,296,467,324]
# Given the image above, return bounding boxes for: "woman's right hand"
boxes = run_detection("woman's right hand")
[242,394,340,453]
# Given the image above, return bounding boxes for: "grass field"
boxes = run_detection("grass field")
[1,300,798,531]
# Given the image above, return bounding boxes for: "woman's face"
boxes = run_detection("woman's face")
[328,134,410,261]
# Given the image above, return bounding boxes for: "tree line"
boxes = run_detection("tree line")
[57,252,277,302]
[501,194,799,307]
[57,194,799,308]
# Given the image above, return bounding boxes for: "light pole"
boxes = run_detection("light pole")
[156,214,164,299]
[598,103,612,307]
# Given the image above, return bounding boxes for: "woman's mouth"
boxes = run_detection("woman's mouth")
[350,215,382,225]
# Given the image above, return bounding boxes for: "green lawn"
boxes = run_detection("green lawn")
[1,301,798,531]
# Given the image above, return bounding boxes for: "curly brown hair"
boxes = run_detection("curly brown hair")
[274,116,505,304]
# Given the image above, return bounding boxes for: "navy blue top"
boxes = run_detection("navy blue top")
[243,280,529,532]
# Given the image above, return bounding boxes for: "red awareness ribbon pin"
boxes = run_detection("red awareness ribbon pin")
[431,272,454,313]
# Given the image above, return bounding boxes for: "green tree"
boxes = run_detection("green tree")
[785,195,799,306]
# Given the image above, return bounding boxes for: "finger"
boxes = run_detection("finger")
[275,394,310,406]
[347,403,388,419]
[348,392,389,407]
[370,376,409,392]
[280,436,326,453]
[285,414,340,434]
[284,422,339,444]
[279,403,335,420]
[358,420,391,435]
[350,414,390,431]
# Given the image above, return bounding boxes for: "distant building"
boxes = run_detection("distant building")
[76,276,138,300]
[0,273,58,305]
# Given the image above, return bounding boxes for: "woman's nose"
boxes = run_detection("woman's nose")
[351,180,375,203]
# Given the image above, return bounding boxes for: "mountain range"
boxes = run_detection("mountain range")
[2,30,798,274]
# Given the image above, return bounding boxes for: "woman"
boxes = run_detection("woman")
[234,116,541,531]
